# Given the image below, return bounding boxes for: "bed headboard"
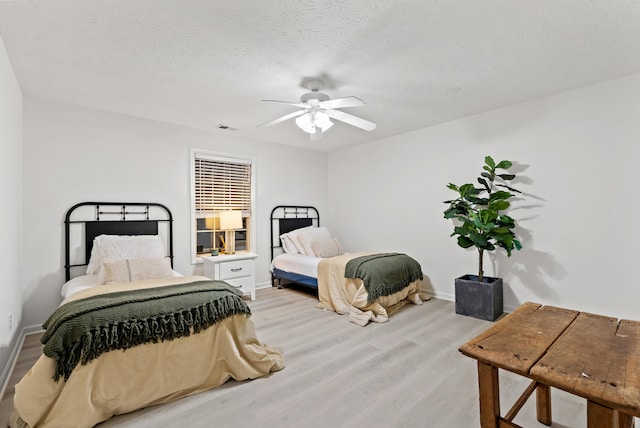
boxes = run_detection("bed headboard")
[270,205,320,261]
[64,202,174,281]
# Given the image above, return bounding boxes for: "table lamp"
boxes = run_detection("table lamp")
[219,210,242,254]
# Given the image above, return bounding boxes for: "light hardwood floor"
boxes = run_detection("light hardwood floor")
[1,286,592,428]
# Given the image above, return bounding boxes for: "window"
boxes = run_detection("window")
[190,149,254,261]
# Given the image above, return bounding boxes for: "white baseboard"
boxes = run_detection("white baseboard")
[23,324,43,336]
[427,290,454,302]
[0,324,43,402]
[0,329,25,402]
[257,281,519,314]
[256,280,277,291]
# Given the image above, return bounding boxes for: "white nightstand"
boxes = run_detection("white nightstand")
[201,253,258,300]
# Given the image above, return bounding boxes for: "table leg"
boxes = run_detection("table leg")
[618,412,635,428]
[535,384,552,425]
[477,361,500,428]
[587,400,620,428]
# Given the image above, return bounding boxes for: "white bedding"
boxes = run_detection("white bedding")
[60,274,101,299]
[270,253,322,278]
[61,270,183,299]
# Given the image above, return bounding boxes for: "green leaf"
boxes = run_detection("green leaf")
[447,183,459,191]
[457,236,474,248]
[459,183,476,197]
[490,227,511,234]
[485,156,496,168]
[497,173,515,180]
[497,215,515,227]
[478,209,497,225]
[498,234,514,246]
[496,160,512,169]
[443,207,458,219]
[468,196,489,205]
[491,200,510,211]
[514,239,522,250]
[469,231,488,246]
[489,191,512,201]
[453,226,471,235]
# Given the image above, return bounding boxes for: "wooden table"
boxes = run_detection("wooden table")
[459,302,640,428]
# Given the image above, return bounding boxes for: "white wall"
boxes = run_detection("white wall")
[329,73,640,320]
[0,36,23,378]
[21,98,328,327]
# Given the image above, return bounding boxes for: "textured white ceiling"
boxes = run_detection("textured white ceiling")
[1,1,639,152]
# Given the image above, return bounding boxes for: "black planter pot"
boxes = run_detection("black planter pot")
[455,275,503,321]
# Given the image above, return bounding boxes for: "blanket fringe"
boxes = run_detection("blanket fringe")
[52,294,249,382]
[366,271,424,304]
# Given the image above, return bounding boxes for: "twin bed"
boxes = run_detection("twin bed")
[270,205,427,326]
[10,202,284,428]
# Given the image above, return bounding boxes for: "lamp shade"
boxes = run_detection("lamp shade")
[219,210,242,230]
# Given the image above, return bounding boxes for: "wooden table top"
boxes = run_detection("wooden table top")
[459,302,640,417]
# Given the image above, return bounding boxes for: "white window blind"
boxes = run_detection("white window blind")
[194,154,252,217]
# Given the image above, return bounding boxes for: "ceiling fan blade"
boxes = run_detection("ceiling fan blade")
[319,96,365,109]
[261,99,309,108]
[326,109,377,131]
[256,110,306,128]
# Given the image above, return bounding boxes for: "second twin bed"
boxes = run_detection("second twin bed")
[270,205,428,326]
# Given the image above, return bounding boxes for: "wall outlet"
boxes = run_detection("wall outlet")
[8,312,12,331]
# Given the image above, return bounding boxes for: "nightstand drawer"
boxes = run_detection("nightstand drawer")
[201,253,258,301]
[224,276,252,292]
[219,259,254,280]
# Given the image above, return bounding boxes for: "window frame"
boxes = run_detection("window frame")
[190,148,256,264]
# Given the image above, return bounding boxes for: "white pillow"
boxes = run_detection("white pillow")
[280,233,299,254]
[286,226,315,254]
[294,226,333,256]
[311,238,345,258]
[101,258,174,284]
[86,235,165,275]
[100,259,130,284]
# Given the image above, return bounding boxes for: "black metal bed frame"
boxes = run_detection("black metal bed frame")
[64,202,174,281]
[269,205,320,288]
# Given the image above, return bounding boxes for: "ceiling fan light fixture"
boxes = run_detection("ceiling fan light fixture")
[295,111,333,135]
[295,113,316,133]
[315,111,333,132]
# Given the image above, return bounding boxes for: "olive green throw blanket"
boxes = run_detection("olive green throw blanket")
[344,253,423,303]
[41,280,251,382]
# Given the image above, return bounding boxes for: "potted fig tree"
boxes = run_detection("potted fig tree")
[443,155,524,321]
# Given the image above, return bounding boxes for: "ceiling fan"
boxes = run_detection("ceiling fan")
[257,78,377,141]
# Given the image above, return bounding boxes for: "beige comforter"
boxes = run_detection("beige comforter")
[316,252,428,326]
[10,276,284,428]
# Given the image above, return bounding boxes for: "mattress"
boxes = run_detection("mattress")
[270,253,321,278]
